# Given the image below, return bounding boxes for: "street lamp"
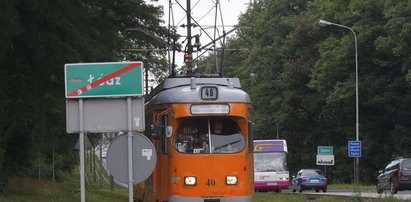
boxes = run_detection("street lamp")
[319,19,359,185]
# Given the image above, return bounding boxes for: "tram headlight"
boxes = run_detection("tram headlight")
[226,176,238,185]
[184,176,197,186]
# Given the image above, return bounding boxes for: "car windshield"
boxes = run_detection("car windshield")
[403,160,411,170]
[301,170,323,176]
[254,152,287,172]
[174,118,245,154]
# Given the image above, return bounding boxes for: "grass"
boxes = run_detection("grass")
[0,156,404,202]
[0,177,407,202]
[0,178,69,202]
[328,183,375,190]
[255,192,409,202]
[0,154,128,202]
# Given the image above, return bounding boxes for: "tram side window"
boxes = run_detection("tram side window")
[173,118,245,154]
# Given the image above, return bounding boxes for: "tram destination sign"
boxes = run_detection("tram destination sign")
[65,62,143,98]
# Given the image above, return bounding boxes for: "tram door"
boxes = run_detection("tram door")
[155,113,170,201]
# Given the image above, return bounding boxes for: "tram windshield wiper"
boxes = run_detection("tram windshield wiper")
[214,140,242,150]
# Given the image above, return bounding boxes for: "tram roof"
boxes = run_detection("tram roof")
[145,77,251,106]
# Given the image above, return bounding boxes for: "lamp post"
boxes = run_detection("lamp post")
[319,19,359,186]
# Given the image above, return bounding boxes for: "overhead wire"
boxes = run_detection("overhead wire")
[167,0,238,76]
[218,0,226,45]
[197,5,216,23]
[168,0,171,75]
[171,0,177,76]
[174,0,214,42]
[218,0,226,77]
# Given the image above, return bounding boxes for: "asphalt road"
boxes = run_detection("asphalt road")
[282,189,411,200]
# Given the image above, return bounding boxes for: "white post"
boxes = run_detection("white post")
[79,99,86,202]
[127,97,133,202]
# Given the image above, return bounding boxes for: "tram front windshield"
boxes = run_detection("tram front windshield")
[254,152,287,172]
[174,118,245,154]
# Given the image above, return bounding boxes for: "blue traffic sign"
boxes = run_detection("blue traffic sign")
[348,141,361,157]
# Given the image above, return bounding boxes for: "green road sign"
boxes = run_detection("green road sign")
[65,62,143,98]
[317,146,333,155]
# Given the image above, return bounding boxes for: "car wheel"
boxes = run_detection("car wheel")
[323,187,327,192]
[390,180,398,194]
[315,189,319,192]
[298,184,303,193]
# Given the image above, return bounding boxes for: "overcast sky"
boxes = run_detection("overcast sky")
[148,0,250,68]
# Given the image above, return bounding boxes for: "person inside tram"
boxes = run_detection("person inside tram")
[174,118,244,154]
[211,120,241,153]
[189,133,209,153]
[212,120,224,135]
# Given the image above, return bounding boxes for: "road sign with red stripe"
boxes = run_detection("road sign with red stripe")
[65,62,143,98]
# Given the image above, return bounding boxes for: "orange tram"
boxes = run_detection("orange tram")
[134,77,254,202]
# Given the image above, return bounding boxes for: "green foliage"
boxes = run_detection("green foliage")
[0,0,167,180]
[195,0,411,184]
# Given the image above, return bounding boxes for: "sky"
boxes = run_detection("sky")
[148,0,251,68]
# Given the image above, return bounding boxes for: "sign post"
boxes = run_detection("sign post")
[79,99,85,202]
[348,141,361,157]
[348,141,361,193]
[65,62,145,202]
[317,146,334,176]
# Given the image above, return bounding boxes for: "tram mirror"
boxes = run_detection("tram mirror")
[152,123,161,139]
[166,126,172,138]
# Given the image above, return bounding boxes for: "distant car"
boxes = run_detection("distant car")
[376,158,411,194]
[291,169,327,193]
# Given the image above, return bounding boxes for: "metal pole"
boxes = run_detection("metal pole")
[99,137,103,187]
[186,0,193,75]
[127,97,133,202]
[79,99,86,202]
[353,30,360,187]
[276,123,279,139]
[319,20,359,188]
[213,0,218,74]
[89,144,92,173]
[93,146,96,182]
[52,149,55,184]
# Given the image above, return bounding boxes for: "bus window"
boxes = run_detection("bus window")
[173,118,245,154]
[254,152,287,172]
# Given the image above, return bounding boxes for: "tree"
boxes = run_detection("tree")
[208,0,411,183]
[0,0,168,179]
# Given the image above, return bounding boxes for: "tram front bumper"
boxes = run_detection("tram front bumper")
[169,195,252,202]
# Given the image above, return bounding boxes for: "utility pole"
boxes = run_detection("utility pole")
[185,0,193,76]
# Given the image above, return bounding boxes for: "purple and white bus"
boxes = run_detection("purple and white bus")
[253,139,289,192]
